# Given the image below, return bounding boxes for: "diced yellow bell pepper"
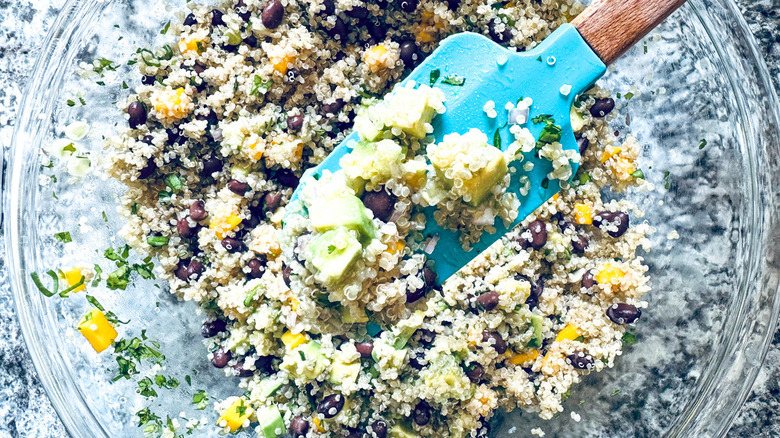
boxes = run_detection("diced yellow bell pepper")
[178,36,203,54]
[596,263,626,284]
[281,330,307,349]
[151,87,192,120]
[417,31,434,43]
[363,45,389,73]
[288,297,300,311]
[552,192,560,202]
[312,416,325,433]
[574,203,593,225]
[272,54,295,75]
[509,349,539,365]
[210,213,243,239]
[385,240,405,255]
[555,324,581,342]
[601,146,622,163]
[218,398,254,432]
[77,308,118,353]
[64,267,87,293]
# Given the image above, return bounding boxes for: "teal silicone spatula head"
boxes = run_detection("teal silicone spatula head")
[291,0,686,283]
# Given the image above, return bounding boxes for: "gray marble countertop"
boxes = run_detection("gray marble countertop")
[0,0,778,437]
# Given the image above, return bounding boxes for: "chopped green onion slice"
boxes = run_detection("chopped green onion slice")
[147,236,169,247]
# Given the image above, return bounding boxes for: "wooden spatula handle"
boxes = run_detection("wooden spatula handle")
[571,0,686,65]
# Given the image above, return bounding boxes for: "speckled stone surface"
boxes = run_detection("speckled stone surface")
[0,1,778,437]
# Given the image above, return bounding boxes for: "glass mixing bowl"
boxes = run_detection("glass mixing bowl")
[6,0,780,436]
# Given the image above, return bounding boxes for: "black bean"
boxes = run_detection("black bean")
[406,286,427,304]
[175,260,190,281]
[412,401,431,426]
[593,211,629,238]
[589,98,615,117]
[488,18,512,43]
[211,347,231,368]
[264,191,283,212]
[346,6,368,21]
[282,264,292,287]
[287,114,304,133]
[445,0,461,9]
[482,331,507,354]
[142,75,156,85]
[221,237,244,253]
[399,40,419,67]
[465,362,484,382]
[233,360,254,377]
[177,218,194,238]
[244,33,259,48]
[192,62,206,75]
[187,259,204,279]
[227,179,249,195]
[320,99,345,117]
[416,329,436,346]
[581,269,597,290]
[576,136,590,154]
[127,101,147,128]
[262,0,284,28]
[367,18,386,41]
[355,340,374,358]
[203,157,223,176]
[361,188,396,222]
[371,420,388,438]
[138,157,157,179]
[247,258,265,279]
[322,0,335,15]
[606,303,641,324]
[328,16,348,41]
[184,13,197,26]
[211,9,225,26]
[189,200,208,221]
[409,349,426,369]
[422,267,437,288]
[571,233,589,254]
[527,220,547,250]
[559,219,576,233]
[567,351,594,370]
[274,168,300,188]
[202,319,227,337]
[476,291,500,311]
[289,416,310,437]
[235,0,252,21]
[317,394,345,418]
[344,428,365,438]
[526,277,543,309]
[399,0,418,12]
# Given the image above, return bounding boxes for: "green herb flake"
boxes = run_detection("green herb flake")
[622,332,637,345]
[165,174,183,193]
[540,177,549,189]
[531,114,555,125]
[54,231,72,243]
[62,143,77,154]
[122,81,128,89]
[66,99,76,107]
[236,399,248,416]
[429,69,441,86]
[93,58,117,76]
[663,171,671,190]
[536,56,542,62]
[643,43,648,54]
[698,139,707,150]
[250,75,274,96]
[137,377,158,398]
[147,235,169,247]
[192,389,209,410]
[160,21,171,35]
[441,74,466,86]
[30,270,59,297]
[78,97,86,106]
[299,350,306,361]
[136,407,160,426]
[96,81,105,86]
[327,244,336,254]
[185,375,192,386]
[624,92,634,100]
[574,335,585,342]
[91,265,103,287]
[86,295,106,311]
[630,169,645,179]
[611,389,621,396]
[493,128,502,149]
[155,374,179,389]
[102,211,109,222]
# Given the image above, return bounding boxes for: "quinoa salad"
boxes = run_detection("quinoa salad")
[64,0,653,436]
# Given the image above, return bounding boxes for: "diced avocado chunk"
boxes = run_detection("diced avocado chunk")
[256,404,284,438]
[570,107,585,133]
[386,87,438,138]
[390,422,420,438]
[429,130,508,207]
[355,107,384,141]
[340,305,369,324]
[280,341,329,381]
[258,376,286,399]
[328,356,361,386]
[308,194,376,244]
[527,314,544,349]
[308,228,363,286]
[391,310,425,349]
[419,354,471,401]
[340,139,405,189]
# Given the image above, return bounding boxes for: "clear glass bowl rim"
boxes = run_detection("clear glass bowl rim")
[5,0,780,436]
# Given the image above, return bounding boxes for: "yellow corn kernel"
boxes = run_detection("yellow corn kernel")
[288,297,300,311]
[244,138,265,161]
[555,324,581,342]
[574,203,593,225]
[272,54,295,75]
[77,309,118,353]
[540,351,561,375]
[601,146,622,163]
[281,330,307,349]
[552,192,560,202]
[210,213,242,239]
[417,31,434,43]
[178,36,203,54]
[312,417,325,433]
[151,87,192,120]
[596,263,626,285]
[510,349,539,365]
[363,45,389,72]
[64,267,87,293]
[218,398,254,432]
[385,240,405,255]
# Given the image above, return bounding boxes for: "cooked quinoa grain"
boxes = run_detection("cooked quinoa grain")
[106,0,654,436]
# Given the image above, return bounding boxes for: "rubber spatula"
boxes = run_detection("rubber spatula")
[290,0,686,283]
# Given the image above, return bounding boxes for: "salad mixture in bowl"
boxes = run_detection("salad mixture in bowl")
[11,0,780,436]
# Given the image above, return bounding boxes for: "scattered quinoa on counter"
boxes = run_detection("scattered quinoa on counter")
[97,0,654,436]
